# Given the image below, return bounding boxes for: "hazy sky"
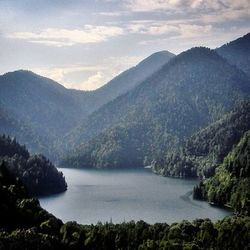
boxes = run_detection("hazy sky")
[0,0,249,90]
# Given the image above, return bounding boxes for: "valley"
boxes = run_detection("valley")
[0,31,250,249]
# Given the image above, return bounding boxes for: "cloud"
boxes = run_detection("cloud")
[34,64,107,84]
[202,8,250,23]
[98,11,130,16]
[127,20,213,38]
[138,25,250,54]
[33,56,142,90]
[125,0,181,12]
[128,22,179,35]
[7,25,124,47]
[125,0,213,12]
[125,0,250,16]
[82,71,105,90]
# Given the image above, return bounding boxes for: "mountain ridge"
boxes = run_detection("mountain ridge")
[61,46,250,168]
[0,50,174,158]
[216,32,250,76]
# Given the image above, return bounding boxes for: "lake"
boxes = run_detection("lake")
[39,168,231,225]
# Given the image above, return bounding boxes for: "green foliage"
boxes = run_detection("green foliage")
[194,130,250,215]
[1,167,250,249]
[154,101,250,178]
[61,47,250,169]
[0,52,173,160]
[0,135,67,196]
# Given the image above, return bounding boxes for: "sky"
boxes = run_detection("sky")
[0,0,249,90]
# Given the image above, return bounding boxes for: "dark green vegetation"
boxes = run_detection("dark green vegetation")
[193,130,250,216]
[0,70,88,158]
[1,166,250,250]
[61,46,250,169]
[153,101,250,178]
[1,34,250,169]
[0,106,51,155]
[0,51,173,159]
[1,33,250,249]
[0,135,67,196]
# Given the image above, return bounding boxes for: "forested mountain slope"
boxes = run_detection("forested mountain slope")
[0,70,88,137]
[153,101,250,178]
[1,163,250,249]
[0,135,67,196]
[0,52,174,158]
[0,105,50,155]
[61,47,250,168]
[194,130,250,215]
[89,51,174,110]
[217,33,250,77]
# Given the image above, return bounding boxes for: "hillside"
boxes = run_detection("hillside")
[0,70,88,137]
[194,130,250,215]
[0,104,54,156]
[217,33,250,77]
[0,135,67,196]
[0,52,174,158]
[153,101,250,178]
[61,47,250,168]
[1,164,250,249]
[89,51,174,110]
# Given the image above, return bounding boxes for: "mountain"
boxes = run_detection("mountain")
[61,47,250,169]
[0,70,92,159]
[194,130,250,215]
[0,52,174,158]
[89,51,175,110]
[0,70,88,137]
[0,135,67,196]
[0,106,47,154]
[152,101,250,178]
[216,33,250,76]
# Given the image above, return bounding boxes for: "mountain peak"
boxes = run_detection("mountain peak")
[137,50,175,68]
[182,46,214,56]
[2,69,35,78]
[166,47,220,68]
[0,69,66,91]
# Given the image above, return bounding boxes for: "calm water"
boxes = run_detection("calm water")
[39,168,231,225]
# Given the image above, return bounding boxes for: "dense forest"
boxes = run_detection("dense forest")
[152,101,250,178]
[193,130,250,215]
[61,47,250,169]
[0,106,52,156]
[1,164,250,250]
[0,51,173,160]
[0,135,67,196]
[0,32,250,250]
[0,34,249,168]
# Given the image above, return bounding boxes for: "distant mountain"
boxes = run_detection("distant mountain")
[216,33,250,76]
[61,47,250,169]
[194,130,250,215]
[89,51,175,110]
[0,135,67,196]
[0,104,53,155]
[0,70,88,137]
[0,52,174,158]
[153,101,250,178]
